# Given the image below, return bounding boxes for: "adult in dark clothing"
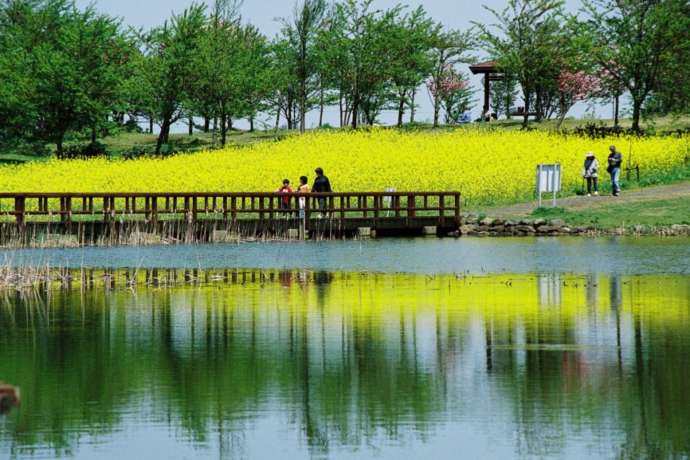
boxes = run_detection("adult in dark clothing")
[607,145,623,196]
[312,167,332,213]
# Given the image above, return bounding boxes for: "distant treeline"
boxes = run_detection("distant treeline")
[0,0,688,156]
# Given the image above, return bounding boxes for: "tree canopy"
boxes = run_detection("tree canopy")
[0,0,688,157]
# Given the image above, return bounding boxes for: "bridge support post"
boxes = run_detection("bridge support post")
[14,196,25,227]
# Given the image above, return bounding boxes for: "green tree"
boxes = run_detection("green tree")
[280,0,327,133]
[140,4,206,154]
[190,1,241,146]
[121,47,157,134]
[428,29,474,128]
[0,0,131,157]
[490,75,519,119]
[325,0,405,128]
[387,7,435,128]
[475,0,567,128]
[582,0,690,131]
[240,26,273,133]
[267,38,299,130]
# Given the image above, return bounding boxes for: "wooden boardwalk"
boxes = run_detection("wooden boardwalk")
[0,192,461,243]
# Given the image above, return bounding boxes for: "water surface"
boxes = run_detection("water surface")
[2,237,690,274]
[1,271,689,459]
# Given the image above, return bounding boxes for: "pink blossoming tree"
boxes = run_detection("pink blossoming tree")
[427,65,474,124]
[557,70,602,128]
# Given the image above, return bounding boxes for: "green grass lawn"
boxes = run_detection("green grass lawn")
[101,129,291,158]
[531,196,690,228]
[0,129,292,163]
[399,114,690,133]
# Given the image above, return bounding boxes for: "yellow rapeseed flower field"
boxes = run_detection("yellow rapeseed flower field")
[0,129,686,205]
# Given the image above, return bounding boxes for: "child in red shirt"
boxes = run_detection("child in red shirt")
[276,179,293,210]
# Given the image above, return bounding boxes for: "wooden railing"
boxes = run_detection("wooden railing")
[0,192,461,228]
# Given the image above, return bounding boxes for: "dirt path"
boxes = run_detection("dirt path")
[482,181,690,218]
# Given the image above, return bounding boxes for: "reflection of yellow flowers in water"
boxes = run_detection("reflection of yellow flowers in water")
[0,129,686,205]
[47,270,690,329]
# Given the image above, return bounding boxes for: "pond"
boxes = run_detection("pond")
[1,238,689,459]
[2,236,690,274]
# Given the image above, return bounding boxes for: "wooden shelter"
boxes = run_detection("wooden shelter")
[469,60,505,118]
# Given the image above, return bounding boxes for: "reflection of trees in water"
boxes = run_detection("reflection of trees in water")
[0,272,689,458]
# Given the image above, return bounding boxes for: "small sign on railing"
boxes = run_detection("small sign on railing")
[536,164,561,208]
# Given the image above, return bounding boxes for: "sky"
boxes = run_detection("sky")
[76,0,611,130]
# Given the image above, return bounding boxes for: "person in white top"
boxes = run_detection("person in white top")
[582,152,599,197]
[298,176,310,219]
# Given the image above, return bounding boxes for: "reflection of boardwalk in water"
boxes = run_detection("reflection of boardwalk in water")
[1,272,689,458]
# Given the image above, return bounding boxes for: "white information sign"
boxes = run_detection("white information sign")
[536,164,561,207]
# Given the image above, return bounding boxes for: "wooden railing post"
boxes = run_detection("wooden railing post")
[14,196,25,226]
[439,193,445,226]
[103,197,110,222]
[61,196,72,224]
[407,194,416,218]
[144,196,151,221]
[454,193,461,227]
[151,195,158,225]
[339,196,345,221]
[259,196,265,221]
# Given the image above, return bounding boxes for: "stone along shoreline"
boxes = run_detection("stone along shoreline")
[457,215,690,237]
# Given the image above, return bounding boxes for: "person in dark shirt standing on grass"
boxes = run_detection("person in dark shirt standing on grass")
[607,145,623,196]
[312,167,332,215]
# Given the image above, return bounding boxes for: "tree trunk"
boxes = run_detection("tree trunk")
[299,83,306,134]
[631,98,642,133]
[204,117,210,133]
[155,118,170,155]
[285,99,293,130]
[220,113,227,147]
[351,94,359,129]
[338,92,344,128]
[188,117,193,136]
[91,125,97,144]
[535,91,543,122]
[319,87,324,128]
[149,115,154,134]
[613,91,620,128]
[299,40,307,134]
[556,95,569,130]
[249,115,254,132]
[522,91,531,129]
[274,107,280,131]
[397,92,405,128]
[433,95,441,128]
[56,134,64,159]
[409,89,416,124]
